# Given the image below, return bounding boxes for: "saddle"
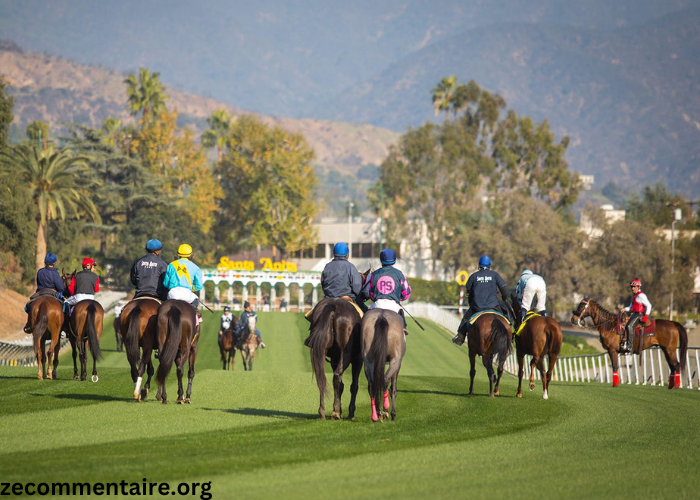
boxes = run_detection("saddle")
[28,288,59,301]
[467,310,512,326]
[617,316,656,337]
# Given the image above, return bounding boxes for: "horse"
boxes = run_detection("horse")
[120,297,160,401]
[308,298,363,420]
[113,314,123,352]
[511,294,562,399]
[361,308,406,422]
[454,311,513,397]
[155,300,200,404]
[65,299,104,382]
[236,314,259,371]
[26,295,64,380]
[219,316,239,370]
[571,298,688,388]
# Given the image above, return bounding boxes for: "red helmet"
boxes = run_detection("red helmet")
[82,257,96,268]
[629,278,642,288]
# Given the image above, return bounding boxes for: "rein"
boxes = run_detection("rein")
[577,300,619,332]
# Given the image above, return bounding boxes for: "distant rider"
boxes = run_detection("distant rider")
[237,301,265,348]
[515,269,547,318]
[130,238,168,299]
[64,257,100,309]
[362,248,411,332]
[163,244,204,312]
[454,255,508,345]
[621,278,652,354]
[219,305,235,347]
[23,253,65,333]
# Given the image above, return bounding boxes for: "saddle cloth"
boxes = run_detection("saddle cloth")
[617,316,656,337]
[467,310,512,326]
[304,296,364,321]
[515,311,540,337]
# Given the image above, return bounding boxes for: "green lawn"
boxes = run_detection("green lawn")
[1,310,698,499]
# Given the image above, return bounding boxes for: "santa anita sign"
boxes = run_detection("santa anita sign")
[216,256,298,273]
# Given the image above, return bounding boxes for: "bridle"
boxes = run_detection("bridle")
[574,300,589,328]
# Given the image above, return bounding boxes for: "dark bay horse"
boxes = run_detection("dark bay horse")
[571,298,688,388]
[26,295,64,380]
[156,300,200,404]
[66,300,104,382]
[120,297,160,401]
[237,314,259,371]
[361,308,406,422]
[511,295,562,399]
[308,298,363,420]
[113,314,123,352]
[219,316,239,370]
[455,311,512,397]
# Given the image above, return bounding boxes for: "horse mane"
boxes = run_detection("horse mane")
[588,299,618,327]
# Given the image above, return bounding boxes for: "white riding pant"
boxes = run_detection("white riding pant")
[167,287,198,304]
[370,299,402,314]
[521,275,546,312]
[64,294,94,306]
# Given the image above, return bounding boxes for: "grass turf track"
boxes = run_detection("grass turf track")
[0,310,698,499]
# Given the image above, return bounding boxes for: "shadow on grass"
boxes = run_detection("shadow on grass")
[31,393,126,402]
[0,374,39,380]
[202,406,317,420]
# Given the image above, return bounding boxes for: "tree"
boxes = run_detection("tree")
[626,183,688,227]
[124,67,168,127]
[0,144,100,270]
[202,109,234,163]
[216,115,318,257]
[431,76,458,123]
[0,76,14,151]
[26,120,51,151]
[377,121,493,279]
[0,175,37,286]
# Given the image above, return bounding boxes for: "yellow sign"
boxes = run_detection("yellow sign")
[216,256,297,273]
[456,270,469,286]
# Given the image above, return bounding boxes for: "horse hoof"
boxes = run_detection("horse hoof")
[177,399,185,405]
[141,390,148,401]
[184,398,191,404]
[91,375,99,383]
[380,411,389,421]
[529,383,535,391]
[543,392,549,400]
[516,393,522,398]
[73,375,79,380]
[330,412,342,420]
[371,415,378,422]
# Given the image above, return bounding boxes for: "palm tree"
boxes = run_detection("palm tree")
[0,144,101,270]
[431,76,458,123]
[101,116,122,151]
[202,109,234,162]
[124,67,168,126]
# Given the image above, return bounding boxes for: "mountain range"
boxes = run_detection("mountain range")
[1,0,699,199]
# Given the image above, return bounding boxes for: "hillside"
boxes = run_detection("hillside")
[315,9,700,197]
[0,42,399,214]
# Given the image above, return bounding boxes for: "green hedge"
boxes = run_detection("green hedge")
[408,278,460,305]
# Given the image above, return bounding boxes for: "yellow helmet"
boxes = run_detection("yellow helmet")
[177,243,193,258]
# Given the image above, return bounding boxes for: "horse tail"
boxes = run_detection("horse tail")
[156,306,183,385]
[124,305,142,367]
[369,315,390,405]
[676,322,688,372]
[491,319,512,367]
[310,305,334,395]
[31,301,49,341]
[85,303,102,361]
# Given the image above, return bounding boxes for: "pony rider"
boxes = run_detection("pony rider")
[620,278,652,354]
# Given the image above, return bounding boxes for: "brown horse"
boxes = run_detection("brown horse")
[26,295,64,380]
[120,297,160,401]
[113,315,123,352]
[66,300,104,382]
[219,316,239,370]
[511,295,562,399]
[454,311,512,397]
[308,298,363,420]
[156,300,200,404]
[361,308,406,422]
[571,298,688,389]
[237,314,259,371]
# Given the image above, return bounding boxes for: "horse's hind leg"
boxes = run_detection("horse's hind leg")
[468,351,477,396]
[347,357,362,421]
[175,353,186,404]
[70,337,79,380]
[494,357,505,397]
[80,339,88,381]
[331,357,344,420]
[516,352,525,398]
[661,347,680,389]
[483,356,496,397]
[185,347,196,404]
[529,357,538,392]
[534,357,547,399]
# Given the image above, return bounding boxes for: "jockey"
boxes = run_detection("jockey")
[114,300,124,319]
[454,255,507,344]
[362,248,411,331]
[64,257,100,309]
[515,269,547,318]
[130,238,168,299]
[621,278,652,354]
[23,253,65,333]
[163,244,203,310]
[237,301,265,348]
[218,305,234,346]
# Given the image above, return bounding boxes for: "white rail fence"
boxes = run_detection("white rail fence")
[405,302,700,390]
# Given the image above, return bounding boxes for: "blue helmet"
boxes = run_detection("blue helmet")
[333,242,349,258]
[380,248,397,265]
[478,255,491,268]
[521,269,533,277]
[44,253,57,265]
[146,239,163,252]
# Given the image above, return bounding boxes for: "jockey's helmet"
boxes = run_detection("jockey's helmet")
[146,239,163,252]
[478,255,491,268]
[223,306,230,312]
[82,257,96,268]
[521,269,533,277]
[629,278,642,288]
[380,248,396,265]
[333,242,349,258]
[177,243,193,258]
[244,301,251,309]
[44,253,57,265]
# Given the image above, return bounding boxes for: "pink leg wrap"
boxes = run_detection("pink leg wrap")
[383,390,390,410]
[674,372,681,388]
[612,371,620,387]
[371,398,378,422]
